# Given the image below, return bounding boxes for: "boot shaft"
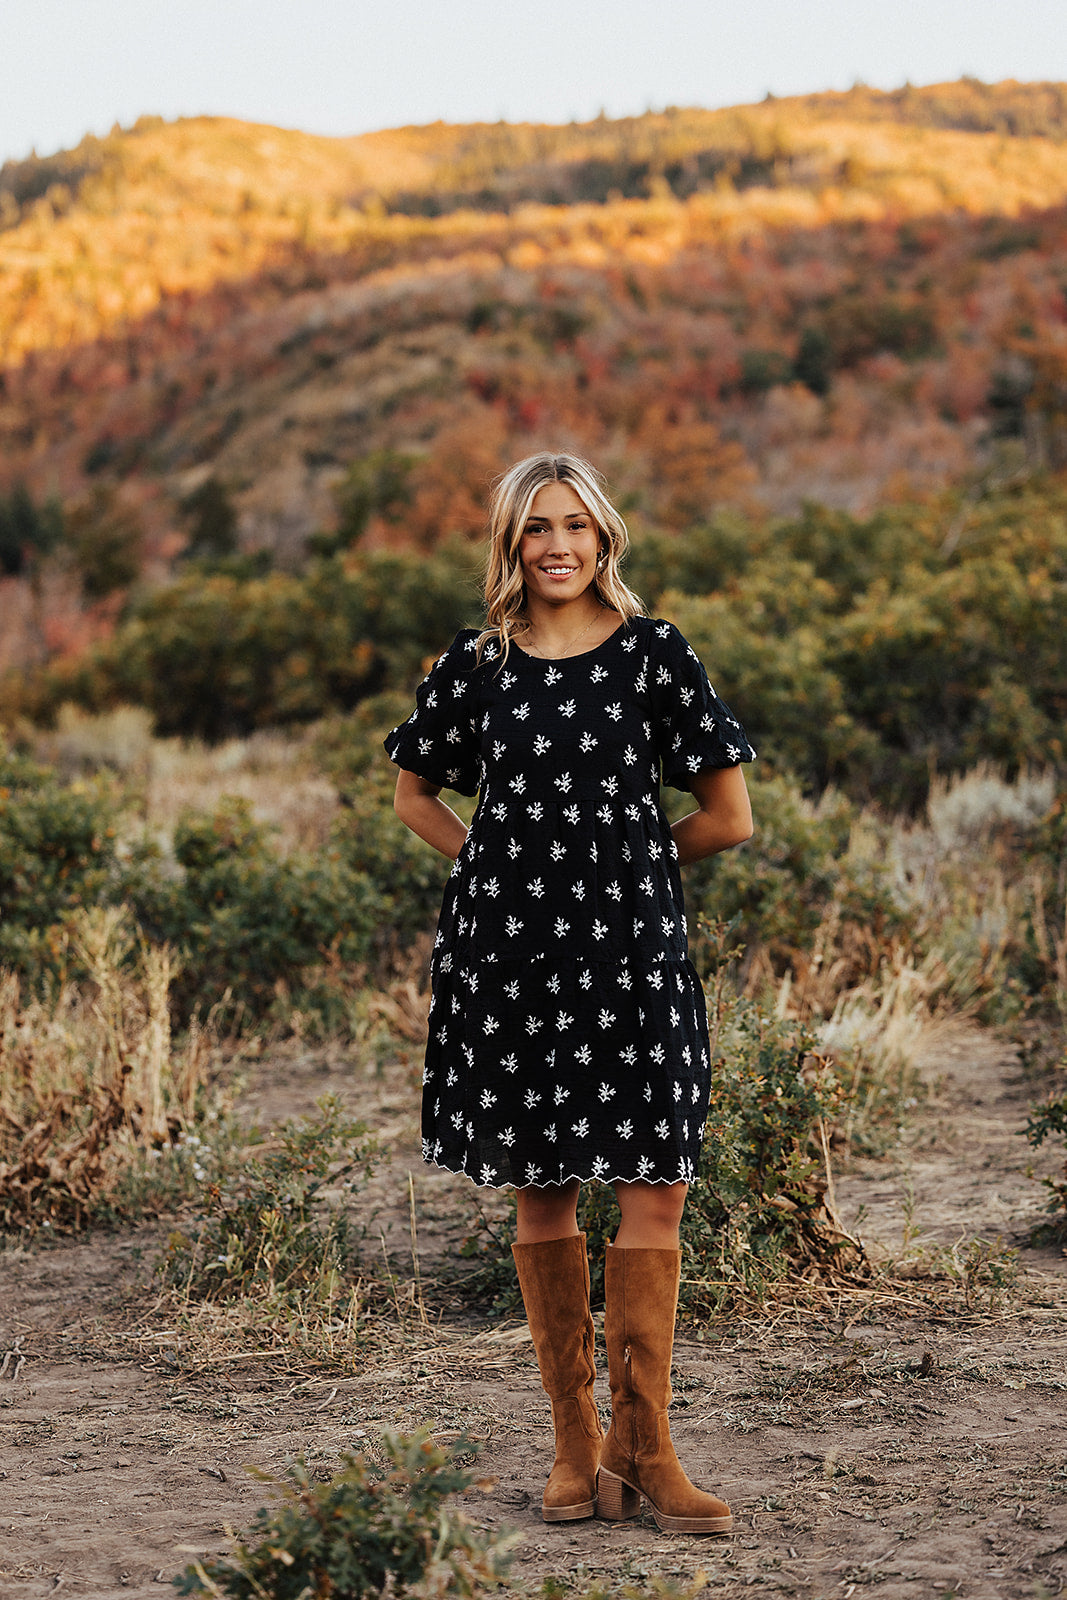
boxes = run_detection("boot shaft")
[512,1232,596,1399]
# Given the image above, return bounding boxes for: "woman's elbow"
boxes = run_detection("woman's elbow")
[724,815,754,848]
[725,802,754,848]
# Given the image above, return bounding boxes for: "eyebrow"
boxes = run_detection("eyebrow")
[524,513,590,525]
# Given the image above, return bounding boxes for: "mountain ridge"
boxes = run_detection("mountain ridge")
[1,78,1066,674]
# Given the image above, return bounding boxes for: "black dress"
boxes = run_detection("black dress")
[384,615,756,1189]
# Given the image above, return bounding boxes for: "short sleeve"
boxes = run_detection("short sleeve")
[383,630,484,796]
[650,620,756,790]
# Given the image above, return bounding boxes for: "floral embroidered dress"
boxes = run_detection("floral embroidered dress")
[384,616,756,1189]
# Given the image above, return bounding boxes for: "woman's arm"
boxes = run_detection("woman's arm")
[393,768,469,860]
[671,766,753,866]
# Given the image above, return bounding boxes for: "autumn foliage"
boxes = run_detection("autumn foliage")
[1,78,1067,788]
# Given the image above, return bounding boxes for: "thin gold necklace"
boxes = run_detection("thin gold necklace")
[524,607,602,660]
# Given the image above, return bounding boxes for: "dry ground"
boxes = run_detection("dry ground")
[1,1026,1066,1600]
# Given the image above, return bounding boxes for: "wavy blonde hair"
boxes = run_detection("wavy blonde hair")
[480,452,645,664]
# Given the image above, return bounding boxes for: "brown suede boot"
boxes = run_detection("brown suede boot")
[599,1243,733,1534]
[511,1233,603,1522]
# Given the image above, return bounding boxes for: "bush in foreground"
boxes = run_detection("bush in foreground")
[174,1429,514,1600]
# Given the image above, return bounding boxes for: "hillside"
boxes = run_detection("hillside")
[2,80,1067,671]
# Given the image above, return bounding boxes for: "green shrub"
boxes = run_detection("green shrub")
[174,1429,514,1600]
[682,773,907,990]
[1024,1063,1067,1241]
[27,541,480,742]
[315,692,477,963]
[129,797,383,1019]
[0,741,124,983]
[662,571,884,792]
[162,1097,374,1308]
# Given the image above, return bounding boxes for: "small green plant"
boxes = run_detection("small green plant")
[173,1428,514,1600]
[162,1096,375,1307]
[892,1235,1020,1311]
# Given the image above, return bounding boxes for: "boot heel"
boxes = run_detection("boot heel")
[597,1468,640,1521]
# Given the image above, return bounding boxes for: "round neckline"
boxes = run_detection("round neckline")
[511,618,630,663]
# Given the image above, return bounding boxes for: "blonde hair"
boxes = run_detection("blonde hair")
[480,452,645,664]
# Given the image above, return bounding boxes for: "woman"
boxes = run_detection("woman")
[385,452,755,1534]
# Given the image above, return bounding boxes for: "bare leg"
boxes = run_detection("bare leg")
[515,1177,581,1243]
[613,1179,688,1249]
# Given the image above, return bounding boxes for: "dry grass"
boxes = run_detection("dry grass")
[32,703,340,853]
[0,906,213,1230]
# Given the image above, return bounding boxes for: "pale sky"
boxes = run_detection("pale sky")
[2,0,1066,165]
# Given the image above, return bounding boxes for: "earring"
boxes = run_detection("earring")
[597,549,607,568]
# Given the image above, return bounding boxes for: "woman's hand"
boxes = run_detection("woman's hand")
[671,766,753,865]
[393,769,469,860]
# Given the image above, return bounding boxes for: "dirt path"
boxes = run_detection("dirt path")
[2,1029,1065,1600]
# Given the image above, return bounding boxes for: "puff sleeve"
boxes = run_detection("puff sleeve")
[650,620,756,790]
[383,629,484,796]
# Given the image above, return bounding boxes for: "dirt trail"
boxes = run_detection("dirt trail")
[1,1029,1065,1600]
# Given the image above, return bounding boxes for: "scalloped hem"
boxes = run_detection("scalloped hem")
[422,1155,698,1190]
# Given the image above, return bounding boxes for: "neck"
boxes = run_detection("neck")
[523,593,602,648]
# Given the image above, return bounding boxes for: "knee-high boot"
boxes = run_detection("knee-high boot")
[511,1232,603,1522]
[598,1242,733,1534]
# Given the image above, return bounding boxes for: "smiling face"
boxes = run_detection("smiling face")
[518,481,602,610]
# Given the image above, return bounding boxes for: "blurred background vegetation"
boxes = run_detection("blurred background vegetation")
[2,77,1066,1276]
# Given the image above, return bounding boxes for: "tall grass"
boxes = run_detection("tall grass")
[0,906,212,1230]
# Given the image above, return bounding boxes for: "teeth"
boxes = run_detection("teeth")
[543,567,576,574]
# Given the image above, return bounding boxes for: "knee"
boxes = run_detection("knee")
[616,1180,688,1231]
[515,1179,580,1241]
